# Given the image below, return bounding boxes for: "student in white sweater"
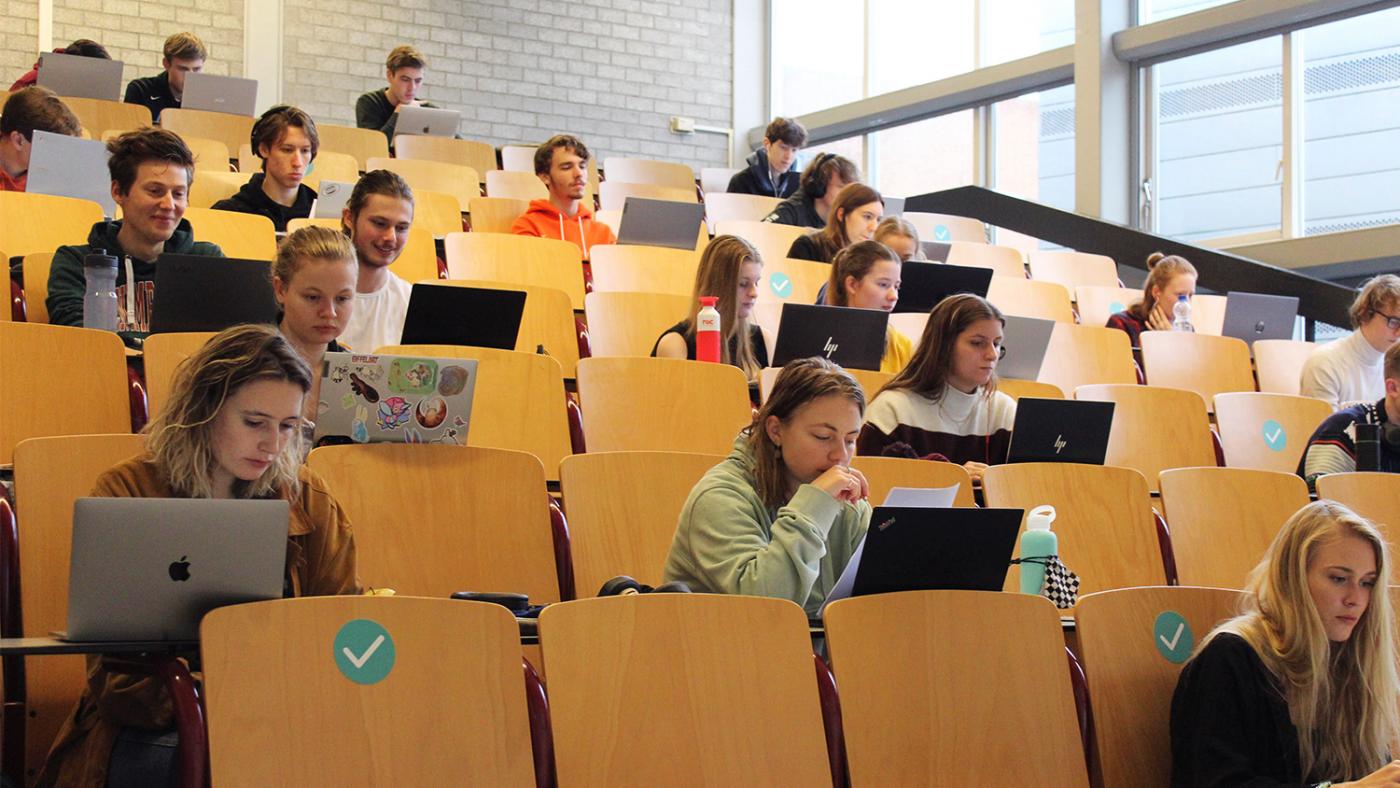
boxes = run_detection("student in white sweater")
[337,169,415,353]
[1300,274,1400,407]
[858,294,1016,482]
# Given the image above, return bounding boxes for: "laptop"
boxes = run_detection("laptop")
[399,283,527,350]
[882,196,906,217]
[1006,398,1116,465]
[771,303,888,371]
[921,241,952,262]
[894,261,994,314]
[314,351,479,446]
[36,51,124,101]
[1221,291,1299,345]
[180,72,258,116]
[851,506,1024,597]
[996,315,1056,381]
[393,105,462,137]
[310,180,354,219]
[616,197,706,251]
[25,130,117,217]
[61,497,289,641]
[150,255,280,333]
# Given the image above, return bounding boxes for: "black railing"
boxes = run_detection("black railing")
[906,186,1355,332]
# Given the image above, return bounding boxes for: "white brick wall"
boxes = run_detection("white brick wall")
[51,0,245,84]
[2,0,41,83]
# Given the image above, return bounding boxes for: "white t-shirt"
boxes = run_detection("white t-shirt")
[338,273,412,353]
[1299,330,1386,407]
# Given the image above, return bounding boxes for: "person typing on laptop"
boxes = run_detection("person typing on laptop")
[47,128,223,332]
[123,32,206,123]
[211,105,318,231]
[337,170,416,353]
[1301,275,1400,408]
[35,324,360,788]
[858,294,1016,482]
[0,86,82,192]
[823,241,912,374]
[510,133,615,259]
[651,234,768,382]
[662,358,870,618]
[273,225,357,428]
[355,45,441,142]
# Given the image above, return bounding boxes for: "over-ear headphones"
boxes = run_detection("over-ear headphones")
[597,576,693,596]
[804,152,838,200]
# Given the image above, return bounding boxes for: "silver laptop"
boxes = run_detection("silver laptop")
[394,105,461,137]
[313,351,479,447]
[62,498,288,641]
[1221,291,1300,346]
[617,197,706,250]
[180,72,258,116]
[311,180,354,219]
[996,315,1056,381]
[26,130,117,217]
[36,51,124,101]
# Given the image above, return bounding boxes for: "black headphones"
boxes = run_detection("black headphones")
[597,576,693,597]
[803,152,838,199]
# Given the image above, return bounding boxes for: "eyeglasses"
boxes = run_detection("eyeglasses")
[1374,309,1400,331]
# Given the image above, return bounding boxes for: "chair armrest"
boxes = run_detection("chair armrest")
[574,316,591,360]
[548,496,575,602]
[9,278,25,322]
[0,497,26,788]
[127,363,149,433]
[1065,646,1094,777]
[523,657,555,788]
[1154,509,1179,585]
[813,652,849,788]
[566,393,585,456]
[1210,426,1224,467]
[154,656,206,788]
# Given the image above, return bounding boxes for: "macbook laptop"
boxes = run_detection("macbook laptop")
[150,255,279,333]
[616,197,706,251]
[36,51,124,101]
[921,241,952,262]
[1006,398,1116,465]
[771,303,888,371]
[996,315,1056,381]
[393,105,462,137]
[1221,291,1299,345]
[61,497,288,641]
[399,283,527,350]
[180,72,258,116]
[851,506,1024,597]
[314,351,479,447]
[25,130,117,217]
[894,261,994,314]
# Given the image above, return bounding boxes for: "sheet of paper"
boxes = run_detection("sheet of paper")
[881,484,960,508]
[311,180,354,219]
[820,534,866,617]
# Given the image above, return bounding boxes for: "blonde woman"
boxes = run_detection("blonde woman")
[652,234,769,381]
[873,216,926,262]
[273,224,358,422]
[37,324,360,788]
[1171,501,1400,787]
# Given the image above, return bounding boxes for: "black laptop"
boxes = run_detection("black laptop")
[894,261,994,314]
[1006,398,1116,465]
[616,197,706,251]
[150,255,279,333]
[771,303,888,371]
[851,506,1024,597]
[1221,291,1299,345]
[399,283,526,350]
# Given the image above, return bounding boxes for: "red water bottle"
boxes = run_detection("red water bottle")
[696,296,721,363]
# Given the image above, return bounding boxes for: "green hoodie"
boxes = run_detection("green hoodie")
[47,218,222,330]
[663,433,870,617]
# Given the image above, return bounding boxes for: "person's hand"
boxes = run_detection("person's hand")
[962,460,990,482]
[1146,305,1173,332]
[1340,760,1400,786]
[392,100,423,113]
[812,465,869,504]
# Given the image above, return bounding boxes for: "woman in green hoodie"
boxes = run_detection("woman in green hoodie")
[663,357,871,617]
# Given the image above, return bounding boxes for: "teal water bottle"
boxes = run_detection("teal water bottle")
[1018,505,1058,595]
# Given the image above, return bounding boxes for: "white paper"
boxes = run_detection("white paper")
[881,484,960,508]
[820,534,866,617]
[311,180,354,219]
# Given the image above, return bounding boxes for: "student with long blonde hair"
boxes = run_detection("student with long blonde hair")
[652,234,769,381]
[1171,501,1400,787]
[824,240,912,374]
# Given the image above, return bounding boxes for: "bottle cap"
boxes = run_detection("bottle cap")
[1177,294,1188,301]
[1027,504,1056,531]
[84,249,117,269]
[699,296,718,307]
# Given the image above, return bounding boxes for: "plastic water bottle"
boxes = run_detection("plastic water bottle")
[1018,505,1058,596]
[696,296,721,363]
[82,250,119,331]
[1172,294,1194,332]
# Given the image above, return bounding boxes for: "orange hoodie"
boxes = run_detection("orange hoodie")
[510,199,616,259]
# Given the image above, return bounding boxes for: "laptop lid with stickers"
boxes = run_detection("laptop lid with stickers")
[313,351,479,447]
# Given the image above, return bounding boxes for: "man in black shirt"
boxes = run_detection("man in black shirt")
[123,32,207,123]
[212,106,319,231]
[727,117,806,198]
[355,45,440,142]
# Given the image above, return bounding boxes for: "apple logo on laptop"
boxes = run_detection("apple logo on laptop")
[168,556,191,582]
[1254,321,1266,334]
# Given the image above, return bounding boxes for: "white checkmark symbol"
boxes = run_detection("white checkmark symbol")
[1265,427,1282,444]
[1160,622,1184,651]
[343,634,385,669]
[774,280,791,294]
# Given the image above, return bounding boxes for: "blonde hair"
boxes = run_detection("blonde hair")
[1128,252,1197,321]
[746,358,865,508]
[163,32,207,62]
[873,216,925,261]
[145,325,312,499]
[1350,274,1400,329]
[274,225,357,285]
[1200,501,1399,781]
[681,235,764,380]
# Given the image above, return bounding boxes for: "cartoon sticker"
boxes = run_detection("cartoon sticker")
[349,372,380,403]
[415,396,449,429]
[376,397,412,430]
[351,405,369,443]
[340,392,355,411]
[389,359,437,395]
[438,365,469,396]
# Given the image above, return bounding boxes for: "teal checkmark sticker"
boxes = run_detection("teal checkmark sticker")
[933,224,950,241]
[1262,419,1286,452]
[769,272,793,298]
[1153,610,1193,664]
[1108,301,1125,314]
[333,618,395,685]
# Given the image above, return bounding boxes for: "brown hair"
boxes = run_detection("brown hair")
[873,216,925,260]
[798,153,860,196]
[764,117,808,147]
[106,127,195,195]
[163,32,207,62]
[809,183,883,260]
[385,45,426,73]
[746,357,865,509]
[533,134,590,176]
[344,169,415,228]
[1350,274,1400,329]
[63,39,109,59]
[680,235,764,380]
[251,105,319,167]
[882,293,1004,402]
[1127,252,1197,322]
[274,225,356,285]
[0,87,81,142]
[1386,342,1400,382]
[825,240,900,307]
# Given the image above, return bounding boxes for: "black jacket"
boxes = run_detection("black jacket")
[355,89,439,142]
[761,187,824,229]
[786,232,830,262]
[123,72,180,123]
[212,173,317,232]
[727,148,799,198]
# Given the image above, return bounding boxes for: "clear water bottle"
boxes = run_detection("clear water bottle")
[1018,505,1058,595]
[82,250,119,331]
[1172,294,1194,332]
[696,296,721,363]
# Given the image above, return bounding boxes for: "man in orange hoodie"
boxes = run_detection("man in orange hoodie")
[510,134,615,259]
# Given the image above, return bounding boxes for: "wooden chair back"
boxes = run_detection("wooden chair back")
[485,169,547,201]
[713,220,807,273]
[583,291,691,358]
[849,455,976,507]
[602,158,696,192]
[1141,332,1255,412]
[315,122,389,171]
[467,196,529,233]
[175,134,231,173]
[699,166,740,195]
[1038,323,1137,396]
[409,189,466,237]
[182,207,277,260]
[1316,473,1400,570]
[1213,392,1333,473]
[987,275,1075,323]
[142,332,217,418]
[58,96,150,139]
[1027,250,1119,291]
[704,193,782,225]
[444,232,585,309]
[158,107,253,152]
[367,156,478,214]
[300,151,360,191]
[21,252,54,324]
[588,244,699,296]
[189,171,252,209]
[393,136,497,182]
[997,378,1065,401]
[1254,339,1316,396]
[598,181,697,211]
[944,242,1026,277]
[500,144,536,172]
[1191,293,1228,336]
[754,257,831,306]
[1076,384,1217,492]
[902,212,986,243]
[0,191,103,258]
[576,357,752,454]
[756,367,892,403]
[1075,285,1143,328]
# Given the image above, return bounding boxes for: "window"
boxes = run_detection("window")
[1139,0,1237,24]
[992,84,1075,252]
[769,0,865,117]
[867,0,974,94]
[870,111,976,199]
[982,0,1075,66]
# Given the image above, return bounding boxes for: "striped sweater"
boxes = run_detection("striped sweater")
[857,384,1017,466]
